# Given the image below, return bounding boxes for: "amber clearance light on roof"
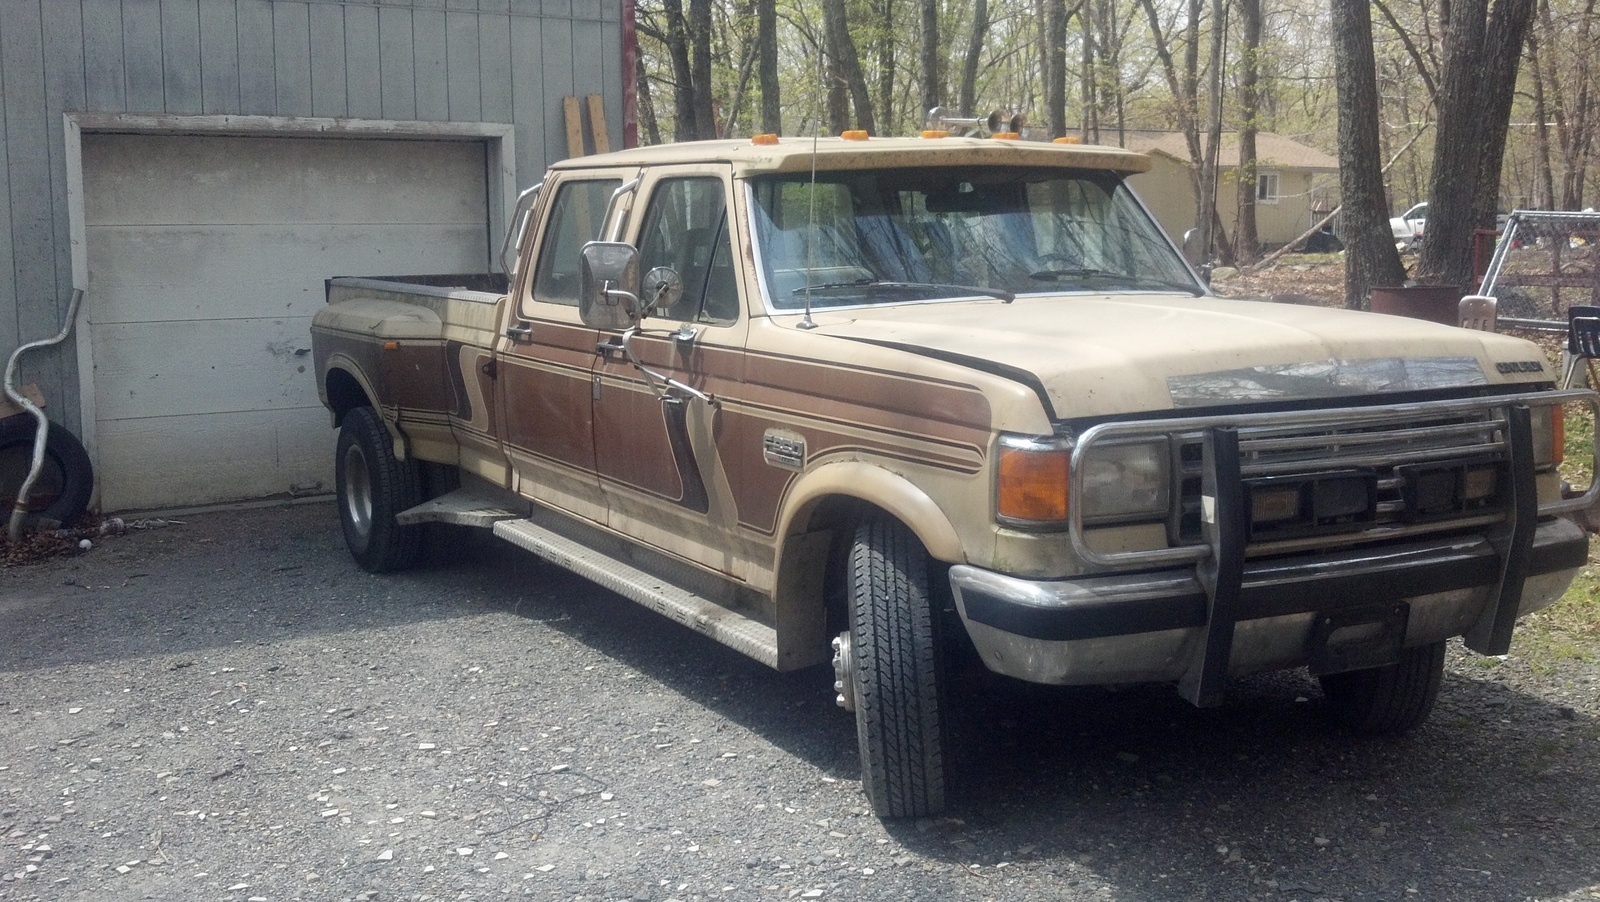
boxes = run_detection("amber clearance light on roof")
[841,130,870,141]
[751,133,779,145]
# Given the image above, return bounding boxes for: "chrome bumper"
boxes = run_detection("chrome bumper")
[950,517,1587,688]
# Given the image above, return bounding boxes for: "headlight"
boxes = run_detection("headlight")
[1530,403,1563,470]
[997,434,1170,526]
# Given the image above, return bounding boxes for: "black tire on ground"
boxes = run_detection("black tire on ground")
[0,415,94,527]
[847,519,948,818]
[335,406,423,573]
[1319,640,1447,735]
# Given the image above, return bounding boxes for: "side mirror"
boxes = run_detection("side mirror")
[579,241,641,330]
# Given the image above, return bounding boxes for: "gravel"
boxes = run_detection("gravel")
[3,501,1600,901]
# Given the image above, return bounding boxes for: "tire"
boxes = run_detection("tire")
[1319,640,1446,735]
[335,406,423,573]
[846,519,948,818]
[0,415,94,527]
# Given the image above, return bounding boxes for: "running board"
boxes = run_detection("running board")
[492,516,781,668]
[397,486,521,528]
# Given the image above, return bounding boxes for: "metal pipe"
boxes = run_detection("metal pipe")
[5,288,85,542]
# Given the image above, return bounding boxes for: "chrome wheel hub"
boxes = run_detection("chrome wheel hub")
[831,631,855,712]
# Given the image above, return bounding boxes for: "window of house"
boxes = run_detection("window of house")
[1256,170,1281,204]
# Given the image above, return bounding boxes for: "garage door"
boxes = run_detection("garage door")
[82,134,491,511]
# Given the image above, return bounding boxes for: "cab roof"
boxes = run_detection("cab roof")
[547,135,1153,178]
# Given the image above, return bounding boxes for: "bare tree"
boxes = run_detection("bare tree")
[1417,0,1537,288]
[1234,0,1262,263]
[921,0,942,114]
[689,0,717,139]
[758,0,781,133]
[958,0,993,114]
[1331,0,1408,308]
[821,0,878,132]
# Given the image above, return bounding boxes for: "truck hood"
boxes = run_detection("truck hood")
[802,293,1553,419]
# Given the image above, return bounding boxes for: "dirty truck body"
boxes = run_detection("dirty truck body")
[311,136,1597,818]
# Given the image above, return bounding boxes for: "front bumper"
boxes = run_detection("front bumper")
[950,516,1587,687]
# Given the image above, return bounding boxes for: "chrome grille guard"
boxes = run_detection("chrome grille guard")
[1067,388,1600,570]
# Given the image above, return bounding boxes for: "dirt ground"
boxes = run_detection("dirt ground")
[5,257,1600,901]
[2,502,1600,902]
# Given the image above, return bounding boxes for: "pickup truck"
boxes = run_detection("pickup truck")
[1391,201,1428,251]
[311,135,1597,818]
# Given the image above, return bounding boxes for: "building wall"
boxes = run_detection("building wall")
[1130,158,1338,253]
[1,0,622,439]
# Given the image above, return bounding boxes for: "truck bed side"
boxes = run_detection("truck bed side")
[311,275,509,466]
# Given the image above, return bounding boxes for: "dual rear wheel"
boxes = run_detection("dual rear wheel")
[335,406,423,573]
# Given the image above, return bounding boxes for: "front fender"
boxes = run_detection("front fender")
[777,461,965,563]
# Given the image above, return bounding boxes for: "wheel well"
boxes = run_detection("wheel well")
[783,495,965,667]
[324,368,371,427]
[781,495,928,642]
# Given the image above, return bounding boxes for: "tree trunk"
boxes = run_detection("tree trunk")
[822,0,877,133]
[1046,0,1070,136]
[1138,0,1206,223]
[921,0,941,114]
[757,0,781,134]
[1416,0,1535,289]
[1198,0,1232,266]
[1331,0,1408,308]
[662,0,699,141]
[637,54,662,145]
[1079,11,1097,140]
[689,0,716,139]
[1234,0,1261,263]
[958,0,991,115]
[877,0,897,131]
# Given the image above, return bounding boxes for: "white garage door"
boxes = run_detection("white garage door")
[82,134,491,511]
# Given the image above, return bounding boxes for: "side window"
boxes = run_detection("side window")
[635,177,739,325]
[531,178,622,306]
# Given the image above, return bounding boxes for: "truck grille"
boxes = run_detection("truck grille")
[1065,389,1598,571]
[1172,409,1509,550]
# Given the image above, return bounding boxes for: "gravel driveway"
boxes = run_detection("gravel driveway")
[3,501,1599,902]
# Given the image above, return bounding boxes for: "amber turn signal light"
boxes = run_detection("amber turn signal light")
[997,446,1070,522]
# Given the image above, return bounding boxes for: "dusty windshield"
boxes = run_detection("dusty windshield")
[750,165,1201,310]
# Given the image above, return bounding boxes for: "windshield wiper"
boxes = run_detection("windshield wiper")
[793,279,1015,303]
[1028,268,1202,295]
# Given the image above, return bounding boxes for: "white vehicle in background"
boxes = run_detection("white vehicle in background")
[1391,201,1427,250]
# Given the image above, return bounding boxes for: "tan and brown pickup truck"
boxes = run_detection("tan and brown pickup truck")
[311,135,1598,818]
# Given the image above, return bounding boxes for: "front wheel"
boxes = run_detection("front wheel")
[841,519,948,818]
[1319,640,1446,735]
[336,406,422,573]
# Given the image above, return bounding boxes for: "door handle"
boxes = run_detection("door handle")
[505,324,533,342]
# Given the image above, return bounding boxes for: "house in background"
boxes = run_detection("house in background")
[0,0,624,513]
[1119,131,1341,253]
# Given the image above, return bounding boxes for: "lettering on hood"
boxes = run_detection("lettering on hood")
[1167,357,1487,407]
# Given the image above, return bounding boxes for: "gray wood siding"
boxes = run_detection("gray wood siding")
[1,0,622,438]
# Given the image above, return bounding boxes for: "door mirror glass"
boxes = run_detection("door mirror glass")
[579,241,642,330]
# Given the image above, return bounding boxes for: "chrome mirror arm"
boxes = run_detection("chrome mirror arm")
[616,326,716,406]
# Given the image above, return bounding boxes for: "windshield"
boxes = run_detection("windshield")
[750,165,1201,310]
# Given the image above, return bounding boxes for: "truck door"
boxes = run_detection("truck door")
[591,169,752,577]
[497,172,633,523]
